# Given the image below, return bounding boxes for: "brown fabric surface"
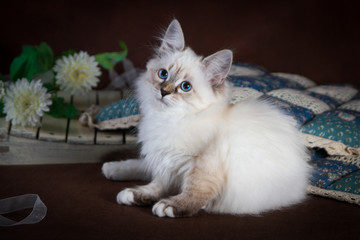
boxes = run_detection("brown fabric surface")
[1,148,359,240]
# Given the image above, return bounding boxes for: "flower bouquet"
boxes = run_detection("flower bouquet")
[0,41,127,127]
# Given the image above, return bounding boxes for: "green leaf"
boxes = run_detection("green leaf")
[0,102,5,117]
[59,49,76,59]
[10,49,32,81]
[37,42,54,71]
[43,83,57,92]
[46,97,78,119]
[95,41,128,70]
[10,42,54,81]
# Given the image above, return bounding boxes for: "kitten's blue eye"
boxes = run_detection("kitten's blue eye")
[158,69,168,80]
[180,81,192,92]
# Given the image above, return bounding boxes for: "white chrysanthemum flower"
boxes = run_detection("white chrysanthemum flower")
[3,79,52,127]
[53,51,101,95]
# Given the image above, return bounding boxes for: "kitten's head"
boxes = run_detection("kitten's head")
[139,19,233,112]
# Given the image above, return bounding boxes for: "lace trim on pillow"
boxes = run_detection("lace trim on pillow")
[78,105,141,130]
[302,133,360,156]
[339,99,360,112]
[307,85,358,104]
[229,87,263,104]
[327,155,360,168]
[268,89,330,114]
[94,115,141,130]
[307,185,360,206]
[272,72,316,88]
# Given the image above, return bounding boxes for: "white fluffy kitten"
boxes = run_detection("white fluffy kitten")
[102,19,310,217]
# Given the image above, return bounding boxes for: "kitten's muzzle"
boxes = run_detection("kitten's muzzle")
[160,88,170,97]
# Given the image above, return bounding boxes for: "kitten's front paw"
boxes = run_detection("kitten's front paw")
[102,162,116,180]
[152,200,175,218]
[117,189,135,206]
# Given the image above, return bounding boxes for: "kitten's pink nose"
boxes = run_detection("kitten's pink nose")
[160,88,170,97]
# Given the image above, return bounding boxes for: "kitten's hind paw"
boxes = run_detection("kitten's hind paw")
[152,201,175,218]
[152,198,201,218]
[117,189,135,206]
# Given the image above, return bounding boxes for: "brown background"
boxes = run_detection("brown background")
[1,0,359,88]
[1,2,360,238]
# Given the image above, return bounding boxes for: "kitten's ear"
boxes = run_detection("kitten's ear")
[203,50,233,87]
[159,19,185,53]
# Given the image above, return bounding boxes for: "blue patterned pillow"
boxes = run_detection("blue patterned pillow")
[231,62,268,75]
[327,170,360,194]
[308,156,360,205]
[307,84,358,104]
[309,158,359,188]
[261,95,315,125]
[94,97,140,129]
[228,74,304,93]
[301,109,360,148]
[352,92,360,100]
[306,91,340,109]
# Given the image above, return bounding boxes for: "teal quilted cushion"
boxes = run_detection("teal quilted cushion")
[95,97,139,123]
[301,110,360,148]
[327,170,360,194]
[94,96,140,129]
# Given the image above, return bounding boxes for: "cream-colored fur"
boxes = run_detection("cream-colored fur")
[102,19,311,217]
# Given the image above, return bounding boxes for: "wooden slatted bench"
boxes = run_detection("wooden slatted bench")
[0,90,137,165]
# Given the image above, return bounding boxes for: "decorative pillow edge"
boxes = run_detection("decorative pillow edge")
[327,155,360,168]
[78,107,141,130]
[302,133,360,156]
[307,185,360,206]
[93,115,141,130]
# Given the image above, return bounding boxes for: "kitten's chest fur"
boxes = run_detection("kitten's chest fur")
[139,102,223,154]
[137,103,223,182]
[139,109,196,159]
[137,110,192,187]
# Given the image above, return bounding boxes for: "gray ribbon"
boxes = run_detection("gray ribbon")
[0,194,47,227]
